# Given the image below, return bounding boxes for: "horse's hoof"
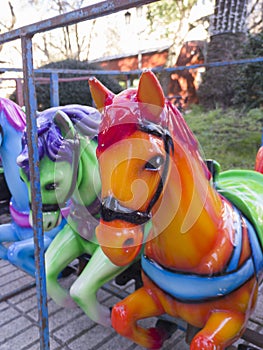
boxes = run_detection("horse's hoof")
[148,327,166,349]
[190,334,217,350]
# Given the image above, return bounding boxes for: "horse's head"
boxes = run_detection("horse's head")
[90,70,190,266]
[17,105,101,231]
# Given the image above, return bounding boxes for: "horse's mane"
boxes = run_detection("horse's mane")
[166,102,199,153]
[97,97,210,179]
[18,105,101,179]
[97,95,199,157]
[0,97,26,131]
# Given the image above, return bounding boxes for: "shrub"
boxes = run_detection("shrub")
[10,59,123,110]
[232,30,263,109]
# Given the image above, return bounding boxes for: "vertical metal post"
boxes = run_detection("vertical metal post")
[50,72,59,107]
[21,34,50,350]
[15,78,24,106]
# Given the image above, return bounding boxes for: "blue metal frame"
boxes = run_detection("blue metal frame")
[0,1,160,349]
[0,1,262,348]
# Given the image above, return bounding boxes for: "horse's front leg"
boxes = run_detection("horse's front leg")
[111,286,168,349]
[0,222,19,259]
[190,310,246,350]
[8,237,36,276]
[45,224,93,308]
[70,245,127,327]
[7,231,57,277]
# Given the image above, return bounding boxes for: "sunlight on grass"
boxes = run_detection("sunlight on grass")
[184,106,263,170]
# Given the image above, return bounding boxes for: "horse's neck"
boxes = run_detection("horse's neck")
[148,155,235,273]
[0,121,29,211]
[73,138,100,207]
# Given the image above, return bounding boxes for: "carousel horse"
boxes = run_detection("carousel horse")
[17,106,148,327]
[0,97,66,276]
[89,70,263,349]
[255,133,263,173]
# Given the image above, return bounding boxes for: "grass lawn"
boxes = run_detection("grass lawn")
[183,106,263,171]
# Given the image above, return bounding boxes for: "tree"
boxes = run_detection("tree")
[21,0,122,63]
[233,29,263,109]
[146,0,202,98]
[198,0,249,109]
[0,1,16,60]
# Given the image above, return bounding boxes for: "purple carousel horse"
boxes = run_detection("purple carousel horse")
[0,97,67,276]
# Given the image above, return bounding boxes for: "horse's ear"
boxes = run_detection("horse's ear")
[88,77,115,111]
[137,70,165,120]
[53,110,76,140]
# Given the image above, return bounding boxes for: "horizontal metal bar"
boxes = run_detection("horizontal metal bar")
[1,56,263,77]
[0,0,159,44]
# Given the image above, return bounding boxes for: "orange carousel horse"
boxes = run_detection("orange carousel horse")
[89,70,263,350]
[255,144,263,173]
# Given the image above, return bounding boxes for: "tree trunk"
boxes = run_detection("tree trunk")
[198,0,248,109]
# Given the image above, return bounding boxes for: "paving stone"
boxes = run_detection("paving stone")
[14,294,38,313]
[0,301,9,311]
[27,306,44,322]
[0,305,20,326]
[98,333,136,350]
[0,269,27,286]
[53,314,95,343]
[48,307,84,332]
[25,337,61,350]
[8,287,36,304]
[0,276,34,295]
[47,299,64,315]
[1,261,263,350]
[0,263,17,276]
[0,326,39,350]
[68,324,115,349]
[97,287,113,302]
[0,316,31,343]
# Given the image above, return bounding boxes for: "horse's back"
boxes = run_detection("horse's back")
[217,169,263,243]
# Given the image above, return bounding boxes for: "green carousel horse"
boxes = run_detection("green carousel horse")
[17,105,144,327]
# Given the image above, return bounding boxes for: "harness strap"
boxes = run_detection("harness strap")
[142,210,263,303]
[226,206,242,272]
[69,197,100,241]
[9,201,31,228]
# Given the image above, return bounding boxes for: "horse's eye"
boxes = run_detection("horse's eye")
[45,182,59,191]
[145,155,164,171]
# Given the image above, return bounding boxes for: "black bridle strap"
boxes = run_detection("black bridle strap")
[101,196,151,225]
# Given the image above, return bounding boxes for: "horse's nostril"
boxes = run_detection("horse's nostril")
[123,238,134,248]
[47,221,53,229]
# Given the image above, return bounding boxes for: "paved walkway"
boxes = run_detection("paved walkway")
[0,212,263,350]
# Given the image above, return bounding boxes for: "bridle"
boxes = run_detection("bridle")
[101,120,174,225]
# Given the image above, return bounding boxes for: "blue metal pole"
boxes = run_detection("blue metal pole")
[50,73,59,107]
[21,34,50,350]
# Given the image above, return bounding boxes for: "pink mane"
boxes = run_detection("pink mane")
[97,94,211,180]
[97,89,139,157]
[0,97,26,131]
[97,87,199,157]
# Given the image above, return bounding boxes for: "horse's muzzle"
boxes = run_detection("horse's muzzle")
[101,196,151,225]
[96,218,144,266]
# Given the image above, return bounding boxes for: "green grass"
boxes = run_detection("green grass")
[183,106,263,171]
